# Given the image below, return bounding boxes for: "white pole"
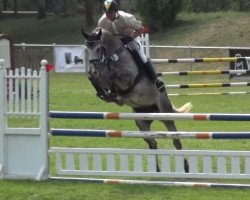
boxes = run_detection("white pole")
[0,59,6,178]
[84,46,89,73]
[38,60,49,180]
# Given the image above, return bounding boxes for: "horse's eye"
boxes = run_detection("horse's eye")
[96,47,101,52]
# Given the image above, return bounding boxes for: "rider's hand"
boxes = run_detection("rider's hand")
[120,36,133,45]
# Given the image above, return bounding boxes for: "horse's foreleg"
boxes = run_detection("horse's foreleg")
[134,119,160,172]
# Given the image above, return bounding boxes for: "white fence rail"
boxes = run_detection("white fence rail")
[50,147,250,179]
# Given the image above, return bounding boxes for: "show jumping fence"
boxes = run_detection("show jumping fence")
[165,82,250,89]
[50,129,250,139]
[168,91,250,96]
[157,69,250,76]
[154,57,250,96]
[151,57,250,64]
[1,59,250,188]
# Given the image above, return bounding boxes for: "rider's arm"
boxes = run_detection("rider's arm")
[132,26,145,39]
[121,11,144,38]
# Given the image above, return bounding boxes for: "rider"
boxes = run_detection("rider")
[98,0,165,93]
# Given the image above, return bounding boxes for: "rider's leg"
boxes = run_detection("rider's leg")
[143,59,165,92]
[127,38,165,93]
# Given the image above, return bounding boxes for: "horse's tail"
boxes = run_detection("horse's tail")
[173,102,193,113]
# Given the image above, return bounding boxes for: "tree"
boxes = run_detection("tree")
[14,0,17,16]
[37,0,46,19]
[0,0,2,17]
[133,0,182,31]
[239,0,244,11]
[3,0,7,10]
[83,0,94,26]
[181,0,250,12]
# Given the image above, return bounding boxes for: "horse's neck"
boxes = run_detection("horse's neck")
[102,34,139,91]
[111,53,139,91]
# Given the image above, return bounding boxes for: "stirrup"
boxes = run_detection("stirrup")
[156,79,165,93]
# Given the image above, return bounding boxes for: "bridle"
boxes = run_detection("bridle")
[86,38,127,98]
[86,39,126,71]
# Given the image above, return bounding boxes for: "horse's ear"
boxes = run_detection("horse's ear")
[96,29,102,39]
[82,27,89,40]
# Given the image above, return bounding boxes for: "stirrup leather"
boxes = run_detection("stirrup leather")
[156,79,165,93]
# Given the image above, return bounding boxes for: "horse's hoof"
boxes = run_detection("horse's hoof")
[184,159,189,173]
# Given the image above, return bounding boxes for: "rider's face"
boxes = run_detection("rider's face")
[105,11,117,21]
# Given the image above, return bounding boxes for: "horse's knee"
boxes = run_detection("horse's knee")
[144,138,157,149]
[163,120,177,132]
[173,139,182,150]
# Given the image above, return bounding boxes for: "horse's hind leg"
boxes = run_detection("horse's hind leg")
[134,119,161,172]
[161,120,182,150]
[157,96,185,151]
[162,120,189,173]
[157,95,189,173]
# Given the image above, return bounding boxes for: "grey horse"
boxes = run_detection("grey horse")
[82,27,192,173]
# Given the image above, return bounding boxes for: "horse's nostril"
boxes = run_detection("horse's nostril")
[94,71,98,75]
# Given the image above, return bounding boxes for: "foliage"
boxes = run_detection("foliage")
[132,0,182,31]
[181,0,250,12]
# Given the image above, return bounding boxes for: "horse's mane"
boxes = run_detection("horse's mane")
[90,27,120,50]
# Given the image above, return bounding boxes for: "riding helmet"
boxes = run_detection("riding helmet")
[103,0,118,13]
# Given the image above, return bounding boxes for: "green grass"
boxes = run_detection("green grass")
[48,73,250,150]
[1,180,249,200]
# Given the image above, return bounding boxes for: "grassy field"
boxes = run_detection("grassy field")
[1,11,250,200]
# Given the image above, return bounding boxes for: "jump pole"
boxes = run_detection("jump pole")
[50,177,250,189]
[50,129,250,139]
[168,91,250,96]
[151,57,250,64]
[49,111,250,121]
[165,82,250,89]
[157,69,250,76]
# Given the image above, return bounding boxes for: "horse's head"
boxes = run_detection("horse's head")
[82,27,139,103]
[82,28,104,77]
[82,28,124,87]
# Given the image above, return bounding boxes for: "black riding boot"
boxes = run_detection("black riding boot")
[143,59,165,93]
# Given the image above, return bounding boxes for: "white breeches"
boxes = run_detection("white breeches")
[127,37,148,63]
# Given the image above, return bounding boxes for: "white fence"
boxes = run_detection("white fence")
[13,34,250,73]
[0,59,48,180]
[0,34,14,69]
[51,147,250,179]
